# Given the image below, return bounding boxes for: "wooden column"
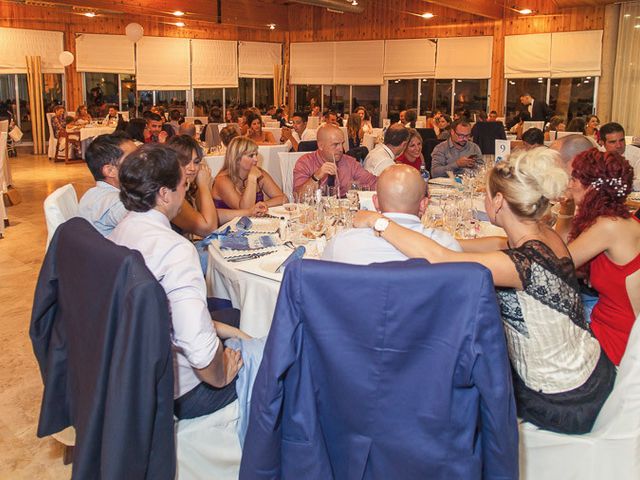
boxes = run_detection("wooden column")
[63,25,82,111]
[490,18,504,115]
[597,3,619,122]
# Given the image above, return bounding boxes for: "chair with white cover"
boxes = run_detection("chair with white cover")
[278,151,305,202]
[0,132,7,237]
[118,111,130,122]
[43,184,78,249]
[519,315,640,480]
[46,113,57,159]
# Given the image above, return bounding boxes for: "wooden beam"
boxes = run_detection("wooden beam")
[420,0,504,19]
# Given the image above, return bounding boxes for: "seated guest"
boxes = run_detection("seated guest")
[364,124,409,176]
[395,128,424,171]
[404,108,417,128]
[347,114,363,150]
[488,110,498,121]
[78,132,137,236]
[435,114,451,140]
[238,112,248,136]
[567,117,586,134]
[584,115,600,139]
[50,105,66,140]
[557,148,640,365]
[354,106,373,134]
[354,147,616,434]
[208,106,224,124]
[551,133,593,165]
[321,110,339,127]
[145,113,168,144]
[75,104,92,125]
[598,122,640,190]
[220,125,240,147]
[430,120,483,178]
[399,110,406,125]
[281,111,316,152]
[388,111,400,125]
[125,118,147,145]
[508,111,531,139]
[245,113,276,145]
[266,105,277,117]
[178,122,198,141]
[545,115,566,141]
[323,164,460,264]
[293,124,377,196]
[110,144,250,420]
[103,105,120,127]
[225,107,238,123]
[212,137,285,209]
[274,108,288,128]
[167,109,182,135]
[521,127,545,149]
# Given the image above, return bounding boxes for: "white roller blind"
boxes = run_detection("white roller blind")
[75,34,134,74]
[192,39,238,88]
[136,37,190,90]
[504,33,551,79]
[239,41,281,78]
[0,27,63,73]
[290,42,335,84]
[551,30,602,78]
[435,36,493,79]
[334,40,384,85]
[384,39,436,78]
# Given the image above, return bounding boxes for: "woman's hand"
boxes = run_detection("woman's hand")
[353,210,383,228]
[195,163,213,190]
[251,201,268,216]
[248,165,262,180]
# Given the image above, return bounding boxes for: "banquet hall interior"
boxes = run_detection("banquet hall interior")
[1,0,639,478]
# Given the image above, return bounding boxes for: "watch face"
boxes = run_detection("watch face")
[374,217,389,232]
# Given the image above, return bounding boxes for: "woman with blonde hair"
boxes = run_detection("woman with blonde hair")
[75,104,92,125]
[212,136,285,210]
[354,146,615,434]
[347,114,363,150]
[395,128,424,171]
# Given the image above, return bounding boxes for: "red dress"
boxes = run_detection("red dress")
[590,224,640,365]
[395,153,422,171]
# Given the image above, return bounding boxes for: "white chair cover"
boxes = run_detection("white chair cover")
[519,315,640,480]
[263,127,282,142]
[46,113,57,159]
[43,184,78,249]
[176,400,242,480]
[278,151,305,202]
[307,116,320,129]
[264,121,280,129]
[0,132,7,235]
[118,111,130,122]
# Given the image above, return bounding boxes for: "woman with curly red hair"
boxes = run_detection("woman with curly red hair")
[563,148,640,365]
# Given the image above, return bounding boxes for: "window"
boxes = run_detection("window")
[454,79,488,114]
[388,79,418,116]
[84,72,119,118]
[194,88,223,116]
[120,75,136,115]
[238,78,253,109]
[549,77,595,122]
[225,87,239,109]
[254,78,274,111]
[419,79,436,116]
[434,80,453,114]
[155,91,187,115]
[352,86,381,128]
[294,85,321,112]
[323,85,349,115]
[505,78,547,121]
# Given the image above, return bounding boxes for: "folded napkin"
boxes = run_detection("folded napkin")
[475,210,490,222]
[276,246,306,273]
[236,216,253,231]
[199,224,233,247]
[220,235,278,251]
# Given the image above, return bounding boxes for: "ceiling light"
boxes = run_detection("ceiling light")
[518,8,533,14]
[624,14,630,18]
[268,23,276,30]
[172,10,184,16]
[635,24,640,29]
[351,0,358,5]
[83,12,96,17]
[586,76,591,79]
[175,21,185,27]
[421,12,434,19]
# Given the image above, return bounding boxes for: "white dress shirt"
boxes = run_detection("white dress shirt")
[78,181,127,237]
[284,127,316,151]
[110,209,219,398]
[322,212,462,265]
[624,145,640,191]
[364,143,396,176]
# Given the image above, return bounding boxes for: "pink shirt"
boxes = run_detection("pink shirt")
[293,150,377,195]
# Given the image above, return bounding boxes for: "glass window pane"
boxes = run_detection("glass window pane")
[84,72,119,118]
[419,79,436,116]
[505,78,547,121]
[121,75,136,117]
[352,85,380,128]
[454,79,488,114]
[238,78,253,108]
[323,85,349,115]
[155,90,186,115]
[0,75,19,135]
[255,78,274,112]
[387,79,418,117]
[295,85,321,113]
[225,87,239,109]
[549,77,595,122]
[17,74,32,142]
[139,90,153,113]
[434,80,453,115]
[194,88,223,117]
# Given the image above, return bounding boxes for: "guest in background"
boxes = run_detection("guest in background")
[238,112,248,136]
[364,124,409,176]
[50,105,66,140]
[245,113,276,145]
[521,128,545,150]
[354,106,373,134]
[144,113,168,144]
[213,137,285,209]
[395,128,424,171]
[520,93,551,122]
[597,122,640,190]
[388,112,400,125]
[75,105,92,125]
[431,120,482,178]
[167,109,182,136]
[103,105,120,127]
[509,112,531,139]
[584,115,600,140]
[281,111,316,152]
[355,147,616,435]
[322,110,339,127]
[488,111,499,122]
[208,107,223,124]
[311,105,321,118]
[567,117,586,134]
[125,118,147,145]
[435,114,452,140]
[224,108,238,124]
[274,108,288,128]
[347,114,364,150]
[220,125,240,148]
[545,115,566,141]
[404,109,417,128]
[399,110,407,126]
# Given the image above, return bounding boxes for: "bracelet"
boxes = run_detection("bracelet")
[311,174,320,182]
[557,213,574,219]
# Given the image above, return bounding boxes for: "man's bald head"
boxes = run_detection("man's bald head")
[178,122,196,138]
[375,164,426,216]
[550,134,594,169]
[317,124,345,162]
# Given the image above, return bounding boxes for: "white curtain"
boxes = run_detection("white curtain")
[75,34,135,74]
[239,41,281,78]
[435,36,493,79]
[383,39,436,78]
[550,30,603,78]
[136,37,191,90]
[505,33,551,79]
[191,39,238,88]
[0,27,63,73]
[334,40,384,85]
[612,1,640,136]
[290,42,335,84]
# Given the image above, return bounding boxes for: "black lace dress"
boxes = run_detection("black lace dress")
[496,240,616,434]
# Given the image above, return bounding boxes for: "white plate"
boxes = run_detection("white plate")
[428,177,456,187]
[260,254,291,274]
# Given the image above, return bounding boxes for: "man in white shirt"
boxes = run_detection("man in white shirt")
[78,132,137,236]
[281,111,316,151]
[364,124,409,176]
[110,144,248,419]
[323,164,461,265]
[598,122,640,191]
[103,105,120,127]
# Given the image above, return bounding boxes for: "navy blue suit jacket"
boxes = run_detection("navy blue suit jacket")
[30,218,175,480]
[240,259,518,480]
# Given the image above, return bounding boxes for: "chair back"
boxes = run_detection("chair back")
[0,119,8,135]
[472,122,507,154]
[278,151,305,202]
[204,123,223,147]
[0,132,7,192]
[118,111,130,122]
[46,113,57,159]
[43,184,78,248]
[298,140,318,152]
[307,116,320,129]
[592,315,640,437]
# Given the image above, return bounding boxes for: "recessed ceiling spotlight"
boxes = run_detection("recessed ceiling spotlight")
[175,21,185,27]
[635,24,640,29]
[83,12,96,17]
[421,12,434,19]
[172,10,185,16]
[518,8,533,14]
[351,0,358,5]
[268,23,276,30]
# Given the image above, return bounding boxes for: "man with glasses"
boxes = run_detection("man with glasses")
[430,120,483,178]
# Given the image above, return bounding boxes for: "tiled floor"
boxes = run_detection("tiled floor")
[0,152,93,478]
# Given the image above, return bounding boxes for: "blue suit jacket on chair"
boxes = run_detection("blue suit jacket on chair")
[240,259,519,480]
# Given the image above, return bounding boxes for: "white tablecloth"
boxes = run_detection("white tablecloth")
[78,125,116,157]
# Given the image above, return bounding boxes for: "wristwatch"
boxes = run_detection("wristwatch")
[373,217,390,237]
[311,173,320,182]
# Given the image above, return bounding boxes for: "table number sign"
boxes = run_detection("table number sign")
[495,140,511,163]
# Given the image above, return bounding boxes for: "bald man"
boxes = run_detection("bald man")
[550,134,595,170]
[293,124,377,197]
[178,122,198,140]
[322,164,461,265]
